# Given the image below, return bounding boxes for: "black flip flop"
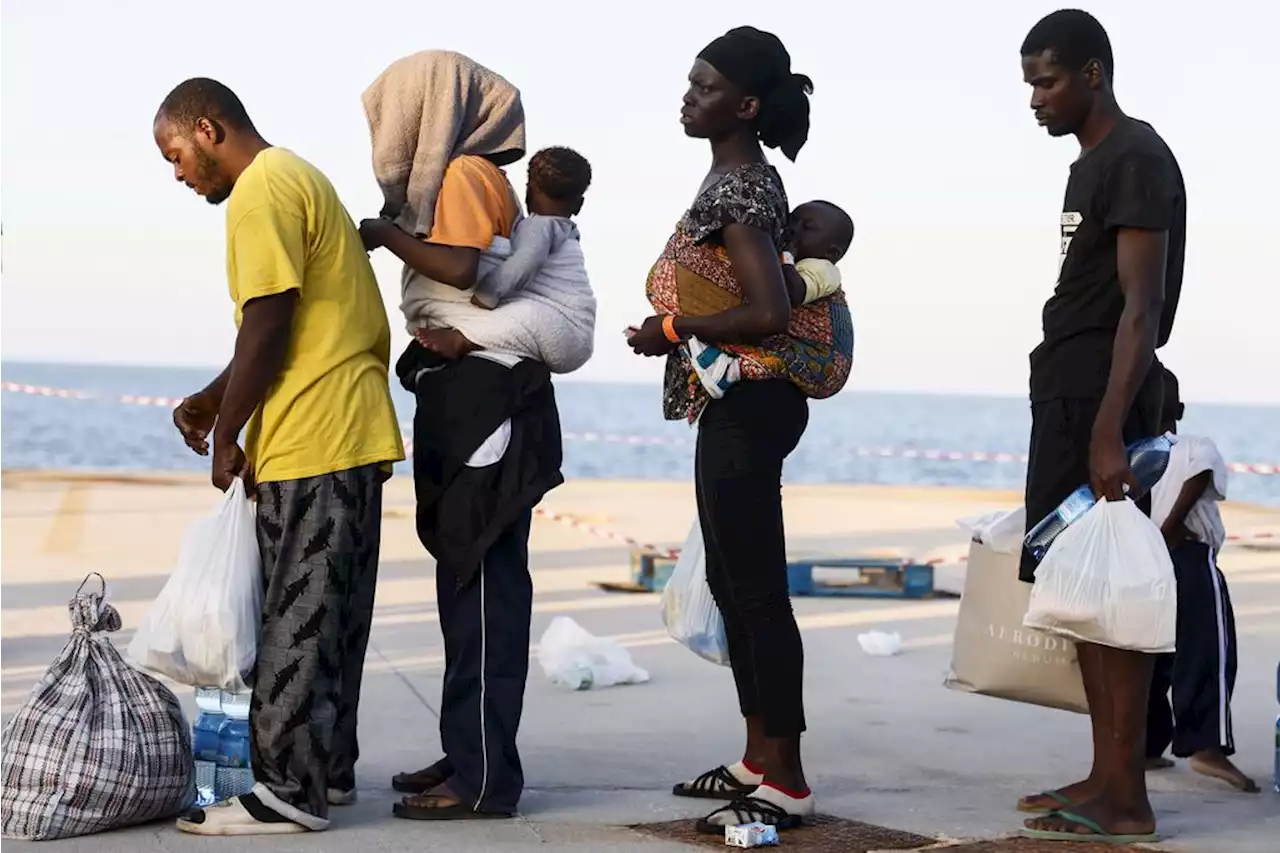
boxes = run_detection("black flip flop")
[695,796,803,835]
[392,799,514,821]
[672,765,758,800]
[391,758,454,794]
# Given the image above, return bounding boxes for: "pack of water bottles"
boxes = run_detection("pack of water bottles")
[1022,434,1178,653]
[191,687,255,803]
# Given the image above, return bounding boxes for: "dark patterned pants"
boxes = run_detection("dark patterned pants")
[249,464,384,827]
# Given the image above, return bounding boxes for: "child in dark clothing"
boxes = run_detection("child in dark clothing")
[1145,367,1257,793]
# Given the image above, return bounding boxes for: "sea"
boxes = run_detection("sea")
[3,362,1279,507]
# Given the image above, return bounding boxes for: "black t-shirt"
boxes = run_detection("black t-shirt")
[1030,117,1186,401]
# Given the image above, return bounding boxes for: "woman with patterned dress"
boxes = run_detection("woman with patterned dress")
[626,26,853,835]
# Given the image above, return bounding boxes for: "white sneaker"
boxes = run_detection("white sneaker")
[327,787,357,806]
[176,797,308,836]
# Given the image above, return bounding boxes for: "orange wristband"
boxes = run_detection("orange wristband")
[662,314,682,343]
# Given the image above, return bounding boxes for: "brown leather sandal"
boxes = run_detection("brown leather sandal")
[391,758,454,794]
[391,788,513,821]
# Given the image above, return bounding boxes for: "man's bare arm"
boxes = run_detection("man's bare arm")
[216,291,297,447]
[1097,228,1167,434]
[1088,227,1167,500]
[201,363,233,407]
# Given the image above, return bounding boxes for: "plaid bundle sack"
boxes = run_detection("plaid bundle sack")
[1,575,194,840]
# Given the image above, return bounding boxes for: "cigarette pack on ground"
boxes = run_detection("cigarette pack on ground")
[725,822,780,847]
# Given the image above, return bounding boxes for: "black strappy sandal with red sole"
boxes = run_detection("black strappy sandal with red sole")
[672,765,758,800]
[695,795,804,834]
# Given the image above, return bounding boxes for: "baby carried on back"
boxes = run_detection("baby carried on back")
[363,50,595,374]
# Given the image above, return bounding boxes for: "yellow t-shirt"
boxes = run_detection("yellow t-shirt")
[225,147,404,484]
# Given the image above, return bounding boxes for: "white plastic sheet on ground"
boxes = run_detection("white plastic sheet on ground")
[659,522,731,666]
[128,478,263,690]
[1023,498,1176,653]
[857,630,903,657]
[537,616,650,690]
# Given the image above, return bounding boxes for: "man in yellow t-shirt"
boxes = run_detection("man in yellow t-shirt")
[153,78,402,836]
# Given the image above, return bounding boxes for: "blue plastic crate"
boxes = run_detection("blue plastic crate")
[786,558,935,598]
[620,551,934,599]
[630,551,678,592]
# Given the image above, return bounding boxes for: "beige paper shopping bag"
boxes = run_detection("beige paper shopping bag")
[944,540,1088,714]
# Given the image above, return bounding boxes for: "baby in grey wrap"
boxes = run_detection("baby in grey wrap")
[471,147,591,311]
[362,50,596,374]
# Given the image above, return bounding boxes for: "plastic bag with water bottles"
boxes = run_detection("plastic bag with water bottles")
[1024,499,1176,653]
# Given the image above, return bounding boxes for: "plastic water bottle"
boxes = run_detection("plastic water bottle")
[1024,432,1176,563]
[191,688,224,795]
[215,690,254,800]
[192,688,225,760]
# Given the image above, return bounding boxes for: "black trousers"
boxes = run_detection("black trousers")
[1146,540,1238,759]
[1019,376,1162,583]
[696,380,809,738]
[436,510,533,814]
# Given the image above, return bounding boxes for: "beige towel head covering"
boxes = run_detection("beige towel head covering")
[363,50,526,237]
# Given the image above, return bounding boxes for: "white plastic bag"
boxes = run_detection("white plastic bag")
[857,630,903,657]
[1023,499,1176,653]
[128,479,263,690]
[659,522,730,666]
[537,616,650,690]
[956,506,1026,555]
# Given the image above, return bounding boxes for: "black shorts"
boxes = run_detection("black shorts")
[1019,376,1163,583]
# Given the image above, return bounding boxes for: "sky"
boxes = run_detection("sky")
[2,1,1278,404]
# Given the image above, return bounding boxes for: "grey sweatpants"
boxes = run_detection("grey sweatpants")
[249,464,384,829]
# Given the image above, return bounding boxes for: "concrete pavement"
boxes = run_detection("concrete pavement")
[2,472,1278,851]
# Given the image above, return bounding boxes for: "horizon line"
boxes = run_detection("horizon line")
[3,358,1279,409]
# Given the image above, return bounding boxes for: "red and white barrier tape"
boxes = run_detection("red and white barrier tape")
[4,380,1278,476]
[532,508,680,559]
[2,382,187,409]
[1228,530,1278,545]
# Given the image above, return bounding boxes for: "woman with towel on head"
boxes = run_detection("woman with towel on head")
[359,50,567,822]
[627,26,853,834]
[358,51,595,373]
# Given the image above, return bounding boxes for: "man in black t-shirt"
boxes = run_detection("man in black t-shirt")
[1014,9,1185,845]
